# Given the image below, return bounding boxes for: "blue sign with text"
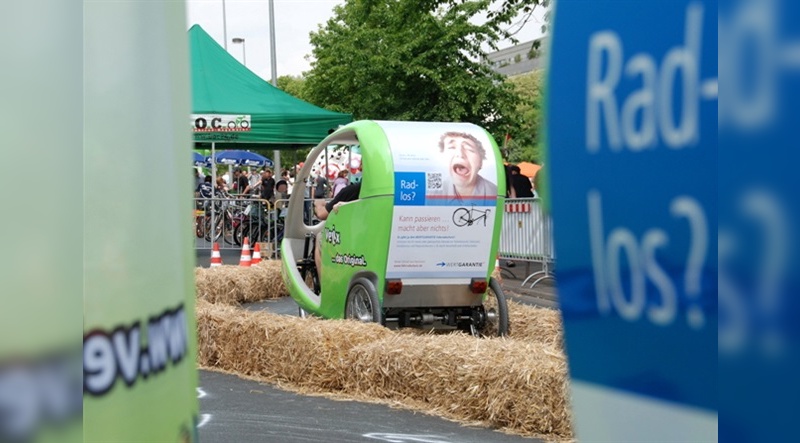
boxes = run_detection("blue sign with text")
[547,0,717,437]
[394,172,426,206]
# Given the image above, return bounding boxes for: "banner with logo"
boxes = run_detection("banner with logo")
[378,121,499,279]
[84,2,198,442]
[192,113,251,132]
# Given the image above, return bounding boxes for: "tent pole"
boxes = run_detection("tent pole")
[325,145,329,195]
[211,142,217,246]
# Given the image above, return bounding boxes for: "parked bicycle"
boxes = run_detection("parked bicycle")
[235,200,285,255]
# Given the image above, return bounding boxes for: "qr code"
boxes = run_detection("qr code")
[426,172,443,190]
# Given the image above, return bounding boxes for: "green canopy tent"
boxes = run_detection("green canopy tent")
[189,24,351,241]
[189,24,352,148]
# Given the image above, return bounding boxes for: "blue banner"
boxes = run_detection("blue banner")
[547,0,717,437]
[717,1,800,442]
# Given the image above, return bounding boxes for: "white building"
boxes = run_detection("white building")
[486,37,547,77]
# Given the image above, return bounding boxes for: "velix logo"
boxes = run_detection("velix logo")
[192,114,251,132]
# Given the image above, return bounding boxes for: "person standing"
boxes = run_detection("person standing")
[232,168,248,195]
[303,176,313,224]
[194,168,205,190]
[314,175,329,199]
[281,169,294,190]
[260,169,276,203]
[195,175,213,200]
[509,165,534,198]
[248,168,261,192]
[274,180,290,212]
[331,170,349,198]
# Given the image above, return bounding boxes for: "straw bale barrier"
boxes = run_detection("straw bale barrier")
[196,300,573,440]
[506,301,565,348]
[195,260,287,304]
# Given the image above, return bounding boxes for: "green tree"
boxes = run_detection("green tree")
[303,0,528,138]
[505,69,545,163]
[276,75,308,100]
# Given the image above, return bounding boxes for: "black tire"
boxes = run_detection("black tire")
[233,223,244,246]
[243,223,266,244]
[202,216,211,241]
[221,215,235,245]
[486,277,510,337]
[195,216,205,238]
[345,277,382,323]
[203,216,222,242]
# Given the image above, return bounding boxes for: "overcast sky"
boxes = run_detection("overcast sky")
[185,0,547,82]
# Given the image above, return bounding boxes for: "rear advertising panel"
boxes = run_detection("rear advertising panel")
[377,121,499,279]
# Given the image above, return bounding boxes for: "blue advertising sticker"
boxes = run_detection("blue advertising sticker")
[394,172,426,206]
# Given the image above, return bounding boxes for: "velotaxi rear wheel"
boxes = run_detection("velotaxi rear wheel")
[345,278,382,323]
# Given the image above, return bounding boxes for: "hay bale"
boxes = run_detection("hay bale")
[507,301,565,349]
[195,260,287,304]
[196,302,573,440]
[344,334,573,437]
[197,301,392,389]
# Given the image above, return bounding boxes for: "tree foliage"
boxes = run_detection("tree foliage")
[505,69,545,163]
[303,0,535,138]
[276,75,308,101]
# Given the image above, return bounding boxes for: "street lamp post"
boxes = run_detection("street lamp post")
[268,0,280,175]
[222,0,228,50]
[232,37,246,66]
[268,0,277,86]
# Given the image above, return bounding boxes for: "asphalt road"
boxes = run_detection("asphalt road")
[199,369,542,443]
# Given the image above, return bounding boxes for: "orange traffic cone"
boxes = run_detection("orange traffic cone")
[210,243,223,267]
[251,242,262,265]
[493,254,502,283]
[239,237,252,267]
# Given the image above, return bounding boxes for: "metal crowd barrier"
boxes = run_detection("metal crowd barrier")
[193,196,298,258]
[498,197,556,288]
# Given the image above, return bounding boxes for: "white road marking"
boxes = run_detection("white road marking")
[198,414,212,428]
[363,433,453,443]
[197,387,207,399]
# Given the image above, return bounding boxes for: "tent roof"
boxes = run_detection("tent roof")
[189,24,352,147]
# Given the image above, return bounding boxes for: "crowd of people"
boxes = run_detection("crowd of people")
[193,165,343,211]
[195,158,539,204]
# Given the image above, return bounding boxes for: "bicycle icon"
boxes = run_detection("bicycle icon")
[452,205,491,227]
[228,115,250,129]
